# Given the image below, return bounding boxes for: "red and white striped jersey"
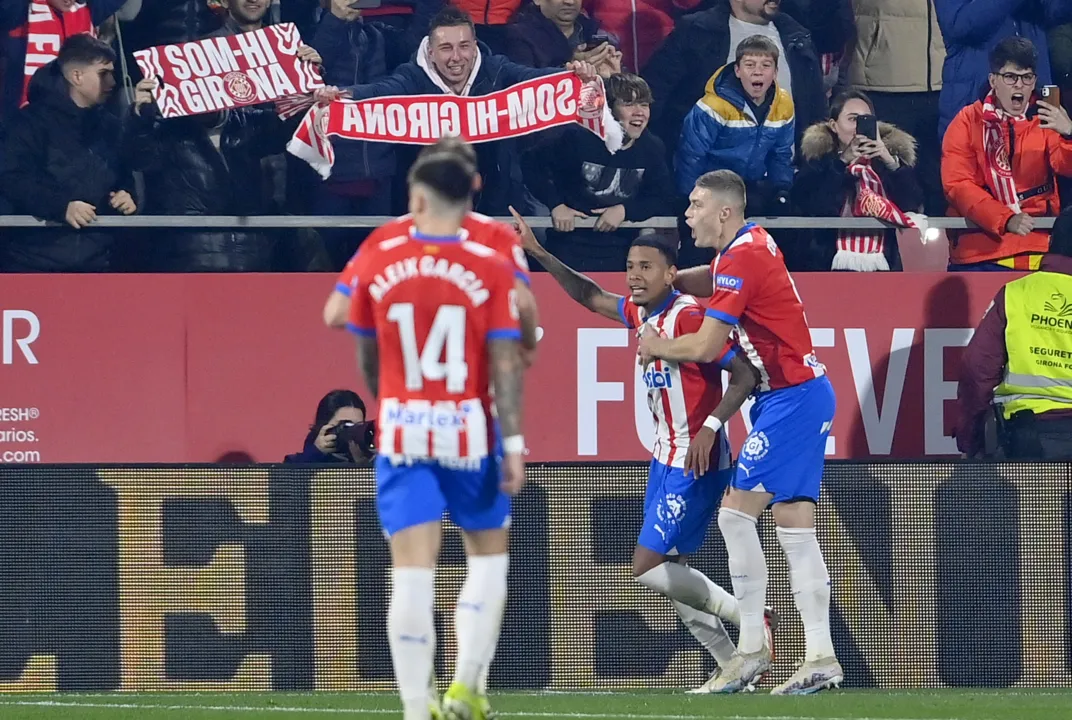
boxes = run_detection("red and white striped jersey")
[706,223,826,392]
[620,292,736,470]
[347,221,521,461]
[335,213,529,300]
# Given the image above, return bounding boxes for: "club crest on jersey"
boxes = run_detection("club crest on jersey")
[741,431,770,462]
[715,274,744,293]
[657,493,686,523]
[643,366,673,389]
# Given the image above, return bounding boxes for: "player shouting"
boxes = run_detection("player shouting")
[347,147,525,720]
[511,208,770,692]
[638,170,841,695]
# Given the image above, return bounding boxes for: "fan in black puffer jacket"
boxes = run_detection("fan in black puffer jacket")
[125,17,298,272]
[0,58,134,271]
[790,113,923,272]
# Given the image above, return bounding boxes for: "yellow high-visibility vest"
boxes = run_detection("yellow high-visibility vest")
[994,271,1072,419]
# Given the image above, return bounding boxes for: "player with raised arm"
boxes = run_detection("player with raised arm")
[637,170,841,695]
[348,149,525,720]
[511,208,773,693]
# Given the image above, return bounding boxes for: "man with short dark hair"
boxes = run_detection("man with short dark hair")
[0,0,125,121]
[942,36,1072,271]
[512,209,766,695]
[0,34,136,271]
[520,72,676,271]
[639,168,841,695]
[315,6,598,215]
[347,138,527,720]
[676,35,794,214]
[935,0,1072,138]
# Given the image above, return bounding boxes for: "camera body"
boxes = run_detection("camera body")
[331,420,376,459]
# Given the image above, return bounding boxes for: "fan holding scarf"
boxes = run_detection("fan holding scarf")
[0,0,124,120]
[791,89,924,272]
[942,37,1072,271]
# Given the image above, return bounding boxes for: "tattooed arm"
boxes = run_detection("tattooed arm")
[490,336,526,495]
[510,207,622,322]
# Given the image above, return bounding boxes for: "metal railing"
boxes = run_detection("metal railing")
[0,215,1058,230]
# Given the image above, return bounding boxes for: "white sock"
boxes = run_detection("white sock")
[718,507,768,655]
[453,553,509,690]
[777,526,835,662]
[389,567,436,720]
[635,561,740,625]
[672,600,736,668]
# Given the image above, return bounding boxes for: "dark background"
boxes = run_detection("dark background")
[0,462,1068,691]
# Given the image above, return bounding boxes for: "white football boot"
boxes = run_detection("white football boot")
[769,657,844,695]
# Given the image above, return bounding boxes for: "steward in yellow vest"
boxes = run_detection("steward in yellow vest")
[956,209,1072,459]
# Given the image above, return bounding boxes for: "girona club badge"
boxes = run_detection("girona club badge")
[223,71,256,103]
[577,80,604,120]
[996,143,1012,172]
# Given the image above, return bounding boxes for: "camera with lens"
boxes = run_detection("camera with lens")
[330,420,376,461]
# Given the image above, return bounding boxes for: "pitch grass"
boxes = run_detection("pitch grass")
[0,690,1070,720]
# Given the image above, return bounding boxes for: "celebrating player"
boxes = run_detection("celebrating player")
[511,208,770,692]
[637,170,841,695]
[347,147,525,720]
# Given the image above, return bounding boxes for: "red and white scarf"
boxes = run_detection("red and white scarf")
[834,157,927,272]
[981,90,1025,213]
[10,0,95,107]
[288,72,622,179]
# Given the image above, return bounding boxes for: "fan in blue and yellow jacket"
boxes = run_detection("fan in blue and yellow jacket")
[674,36,795,199]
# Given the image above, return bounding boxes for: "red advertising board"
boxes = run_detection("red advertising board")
[0,273,1009,463]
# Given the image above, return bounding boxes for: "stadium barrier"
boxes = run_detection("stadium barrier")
[0,462,1068,692]
[0,215,1058,229]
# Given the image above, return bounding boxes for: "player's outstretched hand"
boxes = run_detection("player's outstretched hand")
[500,452,527,496]
[683,427,715,478]
[508,205,543,256]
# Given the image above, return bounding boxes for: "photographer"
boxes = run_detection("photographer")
[284,389,376,465]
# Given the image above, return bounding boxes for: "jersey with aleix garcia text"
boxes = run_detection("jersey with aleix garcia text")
[347,223,521,462]
[335,213,529,300]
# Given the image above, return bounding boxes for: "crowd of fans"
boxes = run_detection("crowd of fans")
[2,0,1072,274]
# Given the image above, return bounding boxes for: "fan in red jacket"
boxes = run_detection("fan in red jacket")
[942,37,1072,270]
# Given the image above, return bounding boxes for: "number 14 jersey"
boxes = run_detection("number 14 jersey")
[347,218,521,461]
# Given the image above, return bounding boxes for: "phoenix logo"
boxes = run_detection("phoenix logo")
[1044,293,1072,317]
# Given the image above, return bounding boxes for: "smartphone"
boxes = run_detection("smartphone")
[855,114,878,140]
[349,0,381,8]
[1041,85,1061,107]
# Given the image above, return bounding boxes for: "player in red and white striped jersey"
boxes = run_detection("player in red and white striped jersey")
[512,209,766,692]
[639,170,841,695]
[347,145,525,720]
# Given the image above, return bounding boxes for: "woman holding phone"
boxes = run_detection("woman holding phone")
[791,89,923,271]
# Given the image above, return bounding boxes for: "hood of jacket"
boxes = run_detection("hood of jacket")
[800,120,918,167]
[416,34,484,96]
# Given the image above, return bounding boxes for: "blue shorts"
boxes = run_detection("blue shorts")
[733,375,836,504]
[637,458,733,556]
[375,455,511,537]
